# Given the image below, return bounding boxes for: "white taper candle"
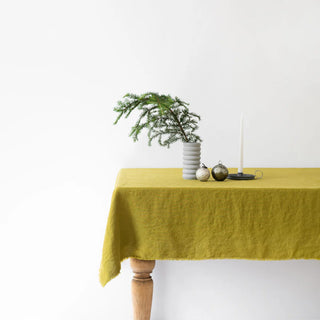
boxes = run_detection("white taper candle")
[238,113,244,174]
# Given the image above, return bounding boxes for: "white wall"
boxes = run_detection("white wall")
[1,0,320,319]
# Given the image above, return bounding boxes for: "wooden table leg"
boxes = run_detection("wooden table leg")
[130,258,156,320]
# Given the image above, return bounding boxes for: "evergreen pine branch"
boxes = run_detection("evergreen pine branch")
[113,92,202,148]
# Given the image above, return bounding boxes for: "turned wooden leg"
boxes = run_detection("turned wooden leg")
[130,258,156,320]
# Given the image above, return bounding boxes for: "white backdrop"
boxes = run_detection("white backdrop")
[1,0,320,319]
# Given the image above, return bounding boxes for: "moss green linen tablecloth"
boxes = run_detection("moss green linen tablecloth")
[99,168,320,286]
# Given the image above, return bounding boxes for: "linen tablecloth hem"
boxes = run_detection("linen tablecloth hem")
[99,254,320,287]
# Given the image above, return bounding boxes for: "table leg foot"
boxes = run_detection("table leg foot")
[130,258,156,320]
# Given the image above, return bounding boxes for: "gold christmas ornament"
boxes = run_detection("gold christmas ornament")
[212,161,229,181]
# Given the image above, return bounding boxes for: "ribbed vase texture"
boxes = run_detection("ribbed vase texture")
[183,142,201,180]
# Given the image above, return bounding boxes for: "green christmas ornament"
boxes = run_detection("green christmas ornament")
[212,161,229,181]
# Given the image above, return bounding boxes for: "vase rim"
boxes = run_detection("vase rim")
[183,142,201,145]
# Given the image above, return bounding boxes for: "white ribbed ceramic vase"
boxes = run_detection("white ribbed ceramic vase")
[182,142,201,180]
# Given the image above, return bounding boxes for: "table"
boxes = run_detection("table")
[100,168,320,319]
